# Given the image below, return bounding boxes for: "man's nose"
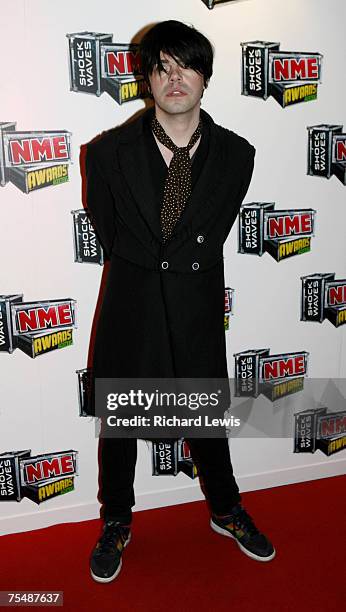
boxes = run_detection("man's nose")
[168,65,182,81]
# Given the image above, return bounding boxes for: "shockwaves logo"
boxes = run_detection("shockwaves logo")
[238,202,316,261]
[67,31,149,105]
[0,295,77,358]
[224,287,233,330]
[151,439,198,479]
[76,368,92,416]
[0,122,71,194]
[294,407,346,457]
[234,348,309,400]
[307,124,346,185]
[0,450,78,505]
[71,209,104,265]
[241,41,323,107]
[201,0,234,8]
[301,273,346,327]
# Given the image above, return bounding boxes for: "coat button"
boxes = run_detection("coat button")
[192,262,199,271]
[197,235,204,243]
[161,261,169,270]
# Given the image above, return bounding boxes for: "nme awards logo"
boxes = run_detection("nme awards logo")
[294,407,346,457]
[67,31,149,105]
[234,348,309,400]
[307,124,346,185]
[0,123,71,194]
[241,41,322,107]
[0,450,78,505]
[238,202,316,261]
[0,295,77,358]
[301,273,346,327]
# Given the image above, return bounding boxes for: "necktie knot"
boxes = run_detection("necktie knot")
[151,116,202,153]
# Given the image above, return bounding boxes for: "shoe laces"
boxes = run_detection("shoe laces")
[229,505,259,537]
[97,521,129,554]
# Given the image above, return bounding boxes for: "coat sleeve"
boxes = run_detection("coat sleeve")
[85,143,117,259]
[236,145,256,210]
[223,145,256,242]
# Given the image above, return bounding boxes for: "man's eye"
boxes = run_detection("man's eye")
[157,63,169,73]
[156,61,188,73]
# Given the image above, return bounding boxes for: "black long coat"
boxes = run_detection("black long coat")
[85,107,255,415]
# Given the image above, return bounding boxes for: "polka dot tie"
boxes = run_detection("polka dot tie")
[151,115,203,243]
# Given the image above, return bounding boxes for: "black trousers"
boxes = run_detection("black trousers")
[99,436,241,524]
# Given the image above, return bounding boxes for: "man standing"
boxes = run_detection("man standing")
[86,20,275,583]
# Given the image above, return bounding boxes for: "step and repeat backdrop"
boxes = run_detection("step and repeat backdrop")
[0,0,345,534]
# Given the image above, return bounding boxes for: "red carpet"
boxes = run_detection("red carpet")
[1,475,345,612]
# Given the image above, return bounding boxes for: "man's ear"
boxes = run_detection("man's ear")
[146,79,154,99]
[200,81,208,99]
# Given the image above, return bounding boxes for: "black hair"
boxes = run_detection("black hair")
[139,20,214,87]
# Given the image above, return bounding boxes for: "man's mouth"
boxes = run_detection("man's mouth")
[166,89,187,97]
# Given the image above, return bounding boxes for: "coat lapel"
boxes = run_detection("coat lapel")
[117,109,164,243]
[117,107,225,246]
[168,109,224,239]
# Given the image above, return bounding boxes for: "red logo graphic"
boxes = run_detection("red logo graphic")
[272,56,319,82]
[326,282,346,307]
[266,212,313,238]
[14,302,75,334]
[24,454,75,484]
[103,48,142,77]
[262,355,306,380]
[9,135,69,166]
[335,138,346,162]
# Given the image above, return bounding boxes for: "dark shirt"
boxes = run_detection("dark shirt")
[143,110,210,214]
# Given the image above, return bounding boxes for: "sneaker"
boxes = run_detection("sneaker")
[90,520,131,583]
[210,503,275,562]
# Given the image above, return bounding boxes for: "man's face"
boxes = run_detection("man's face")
[148,52,205,116]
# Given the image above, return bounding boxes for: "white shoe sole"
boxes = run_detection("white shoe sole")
[90,532,132,583]
[210,519,276,562]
